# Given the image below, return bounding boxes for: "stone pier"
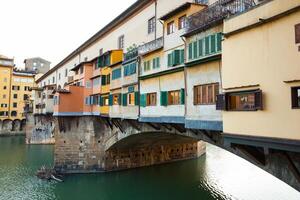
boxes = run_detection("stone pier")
[25,113,55,144]
[54,116,205,173]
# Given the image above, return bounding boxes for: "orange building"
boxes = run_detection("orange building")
[54,62,93,116]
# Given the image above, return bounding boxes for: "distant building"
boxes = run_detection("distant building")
[0,55,36,121]
[24,57,50,74]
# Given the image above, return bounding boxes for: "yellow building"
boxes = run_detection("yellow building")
[0,56,35,121]
[98,50,123,116]
[220,0,300,141]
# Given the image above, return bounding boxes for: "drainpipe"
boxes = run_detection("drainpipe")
[155,0,157,40]
[181,36,188,120]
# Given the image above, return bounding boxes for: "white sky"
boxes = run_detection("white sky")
[0,0,136,68]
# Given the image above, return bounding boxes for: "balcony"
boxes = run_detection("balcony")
[185,0,256,36]
[138,37,163,56]
[68,76,74,84]
[123,48,138,63]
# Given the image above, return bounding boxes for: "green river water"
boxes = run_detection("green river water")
[0,136,299,200]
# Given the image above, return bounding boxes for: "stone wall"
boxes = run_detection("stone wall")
[54,116,206,173]
[0,119,26,136]
[25,114,55,144]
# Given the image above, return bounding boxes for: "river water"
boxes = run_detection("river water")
[0,136,299,200]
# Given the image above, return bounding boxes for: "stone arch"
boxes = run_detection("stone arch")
[2,119,13,132]
[12,119,21,131]
[20,119,26,132]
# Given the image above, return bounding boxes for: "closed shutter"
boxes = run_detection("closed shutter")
[109,94,113,106]
[167,53,172,67]
[210,34,216,53]
[198,39,203,57]
[180,88,185,105]
[140,94,147,107]
[173,50,181,66]
[188,43,193,60]
[205,36,210,55]
[193,41,198,59]
[180,50,184,64]
[134,91,139,106]
[122,93,127,106]
[98,96,101,106]
[216,32,222,52]
[97,57,101,68]
[152,59,156,69]
[101,75,106,85]
[216,94,226,110]
[100,96,103,106]
[160,91,168,106]
[254,90,263,110]
[118,94,122,105]
[156,57,160,68]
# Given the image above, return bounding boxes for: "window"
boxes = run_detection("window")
[168,90,181,105]
[216,90,263,111]
[168,49,184,67]
[144,61,151,72]
[178,15,187,30]
[2,94,6,99]
[52,76,55,84]
[167,21,175,35]
[92,77,101,87]
[13,103,17,108]
[59,73,61,80]
[102,96,109,106]
[99,48,103,56]
[195,0,208,4]
[3,86,6,90]
[112,68,122,80]
[86,81,91,88]
[128,92,135,106]
[80,66,84,74]
[152,57,160,69]
[13,94,18,99]
[148,17,156,34]
[11,111,17,117]
[0,104,8,108]
[291,87,300,109]
[295,23,300,44]
[0,111,8,116]
[147,93,157,106]
[12,86,20,90]
[118,35,124,49]
[33,62,37,66]
[124,62,136,76]
[113,94,121,105]
[101,74,110,85]
[24,94,29,100]
[65,69,68,77]
[24,86,30,91]
[194,83,219,105]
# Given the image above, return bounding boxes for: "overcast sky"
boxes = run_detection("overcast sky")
[0,0,136,68]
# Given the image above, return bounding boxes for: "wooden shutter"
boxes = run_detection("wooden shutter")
[210,34,216,53]
[205,36,210,55]
[101,75,106,85]
[156,57,160,68]
[188,43,193,60]
[122,93,127,106]
[291,87,299,108]
[134,91,139,106]
[140,94,147,107]
[118,94,122,105]
[180,50,184,64]
[216,94,226,110]
[216,32,222,52]
[152,58,156,69]
[160,91,168,106]
[167,53,172,67]
[254,90,263,110]
[100,96,103,106]
[109,94,113,106]
[198,39,203,57]
[193,41,198,59]
[98,96,101,105]
[295,23,300,44]
[180,88,185,105]
[173,50,181,66]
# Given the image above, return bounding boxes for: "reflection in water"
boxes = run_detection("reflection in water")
[0,136,299,200]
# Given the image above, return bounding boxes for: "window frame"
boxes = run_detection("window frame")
[118,35,125,49]
[291,86,300,109]
[167,21,175,35]
[194,83,219,105]
[178,15,187,30]
[147,93,157,106]
[168,90,181,105]
[128,92,135,106]
[148,17,156,34]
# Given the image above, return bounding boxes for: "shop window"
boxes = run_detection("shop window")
[291,87,300,109]
[194,83,219,105]
[147,93,157,106]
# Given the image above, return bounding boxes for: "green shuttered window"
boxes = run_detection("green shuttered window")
[124,62,136,76]
[160,91,168,106]
[112,68,121,80]
[188,32,222,62]
[168,49,184,67]
[140,94,147,107]
[122,93,127,106]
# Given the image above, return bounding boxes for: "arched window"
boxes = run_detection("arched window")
[11,111,17,117]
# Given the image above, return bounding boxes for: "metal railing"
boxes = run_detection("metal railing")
[124,48,138,62]
[185,0,256,35]
[138,37,163,55]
